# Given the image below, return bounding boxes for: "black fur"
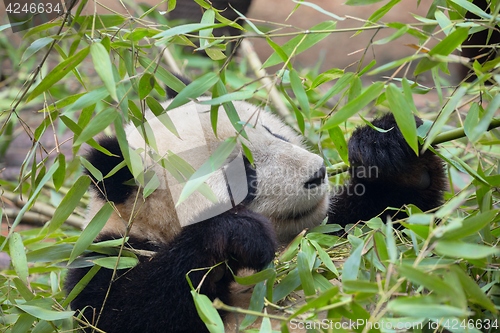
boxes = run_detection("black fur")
[86,137,134,204]
[328,114,446,228]
[65,205,276,333]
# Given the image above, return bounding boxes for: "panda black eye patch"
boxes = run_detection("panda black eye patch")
[262,125,288,142]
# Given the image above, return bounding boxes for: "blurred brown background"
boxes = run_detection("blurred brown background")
[0,0,441,77]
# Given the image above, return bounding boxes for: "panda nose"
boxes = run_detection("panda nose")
[304,165,326,189]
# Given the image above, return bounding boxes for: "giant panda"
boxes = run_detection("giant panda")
[65,83,447,333]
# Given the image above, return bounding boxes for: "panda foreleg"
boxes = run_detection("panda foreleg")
[328,113,447,230]
[66,206,276,333]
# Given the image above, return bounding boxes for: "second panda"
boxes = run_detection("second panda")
[65,89,446,332]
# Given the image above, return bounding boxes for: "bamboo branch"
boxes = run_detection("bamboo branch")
[326,118,500,176]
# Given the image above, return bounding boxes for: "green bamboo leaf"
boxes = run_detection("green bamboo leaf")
[52,153,66,191]
[440,210,498,240]
[343,280,379,294]
[387,296,471,317]
[9,233,28,284]
[0,160,60,251]
[310,240,339,276]
[386,219,398,263]
[414,27,468,75]
[311,68,344,88]
[258,316,272,333]
[434,9,453,35]
[434,240,500,259]
[290,69,310,118]
[64,86,109,114]
[346,0,384,5]
[397,264,456,297]
[13,277,34,301]
[234,268,275,285]
[365,0,401,24]
[143,172,160,199]
[63,265,101,307]
[315,72,355,108]
[423,86,468,151]
[198,90,255,105]
[191,291,225,333]
[138,57,186,95]
[146,97,179,138]
[74,14,126,29]
[297,251,315,296]
[468,94,500,143]
[74,108,118,146]
[321,81,384,130]
[91,42,118,101]
[239,281,267,329]
[48,176,91,233]
[373,231,389,264]
[27,244,73,263]
[12,313,35,333]
[450,265,497,313]
[386,84,418,155]
[265,38,291,69]
[80,156,103,182]
[27,46,90,102]
[448,0,492,19]
[139,73,156,100]
[291,0,344,20]
[176,137,237,206]
[373,25,409,45]
[68,203,114,264]
[199,9,215,49]
[328,126,349,165]
[20,37,53,63]
[15,304,74,321]
[166,72,219,111]
[93,256,138,269]
[341,236,363,281]
[153,23,224,42]
[272,268,301,302]
[263,21,337,68]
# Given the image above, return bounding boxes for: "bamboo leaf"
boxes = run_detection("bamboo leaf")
[9,233,29,284]
[27,46,90,102]
[139,73,156,100]
[74,108,118,146]
[15,304,74,321]
[93,256,138,269]
[176,137,237,206]
[321,82,384,130]
[434,240,500,259]
[166,73,219,111]
[263,21,337,68]
[68,203,114,264]
[20,37,53,63]
[191,291,225,333]
[91,42,117,101]
[386,83,418,155]
[48,176,91,232]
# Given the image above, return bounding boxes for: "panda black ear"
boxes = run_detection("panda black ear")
[85,137,134,204]
[166,74,191,98]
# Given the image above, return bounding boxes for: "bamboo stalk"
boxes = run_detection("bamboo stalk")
[326,118,500,176]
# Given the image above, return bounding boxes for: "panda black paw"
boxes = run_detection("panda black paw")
[224,207,277,272]
[348,113,422,182]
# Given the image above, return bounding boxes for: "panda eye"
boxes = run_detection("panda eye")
[262,125,289,142]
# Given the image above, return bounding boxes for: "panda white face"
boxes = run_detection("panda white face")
[87,99,329,245]
[239,106,329,243]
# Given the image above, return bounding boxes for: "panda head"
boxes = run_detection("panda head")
[85,99,329,244]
